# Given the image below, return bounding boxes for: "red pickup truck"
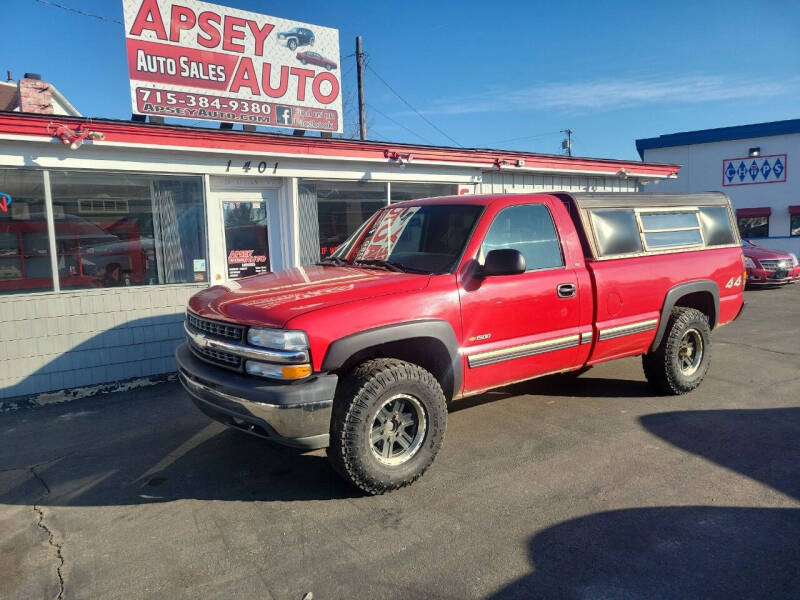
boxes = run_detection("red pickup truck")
[177,192,745,494]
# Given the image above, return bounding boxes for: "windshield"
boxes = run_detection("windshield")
[330,204,482,274]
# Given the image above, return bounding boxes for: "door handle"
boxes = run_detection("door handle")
[557,283,577,298]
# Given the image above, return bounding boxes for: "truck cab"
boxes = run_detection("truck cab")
[177,192,745,494]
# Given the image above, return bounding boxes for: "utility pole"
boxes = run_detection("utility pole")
[356,36,367,140]
[561,129,573,157]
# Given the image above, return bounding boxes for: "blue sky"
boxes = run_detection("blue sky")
[5,0,799,159]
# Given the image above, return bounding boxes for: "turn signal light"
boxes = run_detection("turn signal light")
[245,361,312,380]
[282,364,312,379]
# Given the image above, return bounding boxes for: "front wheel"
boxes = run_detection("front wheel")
[327,359,447,494]
[287,39,297,50]
[642,307,711,395]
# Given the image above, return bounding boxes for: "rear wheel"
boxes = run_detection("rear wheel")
[327,359,447,494]
[643,307,711,395]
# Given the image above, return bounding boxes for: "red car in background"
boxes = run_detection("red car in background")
[296,51,338,70]
[742,239,800,287]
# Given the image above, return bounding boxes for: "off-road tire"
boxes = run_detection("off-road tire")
[287,38,297,50]
[327,359,447,495]
[642,307,711,395]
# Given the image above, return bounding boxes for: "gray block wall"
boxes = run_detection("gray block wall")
[0,284,206,401]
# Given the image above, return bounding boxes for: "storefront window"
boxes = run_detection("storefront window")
[299,180,387,259]
[223,200,270,278]
[791,212,800,237]
[390,182,458,203]
[0,169,52,294]
[49,172,206,289]
[737,216,769,238]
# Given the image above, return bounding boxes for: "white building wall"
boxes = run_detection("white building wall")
[478,172,639,194]
[642,133,799,254]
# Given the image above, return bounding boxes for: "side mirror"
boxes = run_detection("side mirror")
[477,249,526,278]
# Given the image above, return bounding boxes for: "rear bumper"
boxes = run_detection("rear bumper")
[176,343,337,450]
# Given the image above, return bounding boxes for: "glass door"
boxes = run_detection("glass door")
[222,199,270,279]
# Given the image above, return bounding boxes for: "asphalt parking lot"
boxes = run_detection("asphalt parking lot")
[1,285,799,600]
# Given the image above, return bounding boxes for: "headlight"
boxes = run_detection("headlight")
[246,361,312,380]
[247,327,309,351]
[790,253,798,266]
[744,256,757,269]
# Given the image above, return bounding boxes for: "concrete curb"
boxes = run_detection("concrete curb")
[0,372,178,413]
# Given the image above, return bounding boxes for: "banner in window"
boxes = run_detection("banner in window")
[122,0,342,132]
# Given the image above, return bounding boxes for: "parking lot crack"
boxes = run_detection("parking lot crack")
[30,466,65,600]
[717,340,800,357]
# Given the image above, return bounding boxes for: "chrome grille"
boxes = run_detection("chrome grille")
[187,312,244,342]
[189,340,242,369]
[758,258,791,272]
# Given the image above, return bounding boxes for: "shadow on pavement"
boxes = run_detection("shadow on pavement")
[451,374,652,413]
[2,374,656,507]
[490,506,800,599]
[490,407,800,599]
[0,386,358,506]
[640,408,800,501]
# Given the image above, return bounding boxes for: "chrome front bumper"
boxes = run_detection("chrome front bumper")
[176,343,337,450]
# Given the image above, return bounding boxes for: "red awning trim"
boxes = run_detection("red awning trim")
[736,207,771,218]
[789,205,800,216]
[0,112,681,179]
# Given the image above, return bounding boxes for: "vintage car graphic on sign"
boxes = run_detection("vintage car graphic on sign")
[277,27,315,50]
[296,51,338,70]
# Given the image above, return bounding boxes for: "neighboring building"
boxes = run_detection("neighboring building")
[637,119,799,254]
[0,73,82,116]
[0,110,678,404]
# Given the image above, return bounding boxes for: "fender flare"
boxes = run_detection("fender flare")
[320,319,462,397]
[650,280,719,352]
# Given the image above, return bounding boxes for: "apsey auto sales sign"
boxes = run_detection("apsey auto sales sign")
[122,0,342,132]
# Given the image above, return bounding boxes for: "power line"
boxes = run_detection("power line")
[366,103,437,146]
[475,130,562,147]
[366,64,462,147]
[32,0,122,24]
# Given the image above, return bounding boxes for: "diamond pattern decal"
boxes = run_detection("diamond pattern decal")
[723,154,787,186]
[773,157,784,178]
[749,160,759,181]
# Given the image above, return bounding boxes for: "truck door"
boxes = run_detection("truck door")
[459,201,582,393]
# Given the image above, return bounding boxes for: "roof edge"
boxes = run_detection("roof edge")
[0,111,679,178]
[636,118,800,159]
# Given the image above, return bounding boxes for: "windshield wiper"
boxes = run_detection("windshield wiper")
[354,259,431,274]
[316,256,350,266]
[353,258,404,272]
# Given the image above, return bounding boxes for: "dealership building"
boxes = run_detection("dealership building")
[637,119,799,254]
[0,110,678,405]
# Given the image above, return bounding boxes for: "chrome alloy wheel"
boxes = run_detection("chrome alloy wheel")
[369,393,427,466]
[678,328,704,376]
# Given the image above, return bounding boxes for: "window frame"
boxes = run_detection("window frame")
[479,203,566,273]
[579,202,740,261]
[0,167,209,296]
[634,207,705,252]
[790,214,800,237]
[737,215,770,239]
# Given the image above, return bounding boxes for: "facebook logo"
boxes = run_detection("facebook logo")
[276,106,292,126]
